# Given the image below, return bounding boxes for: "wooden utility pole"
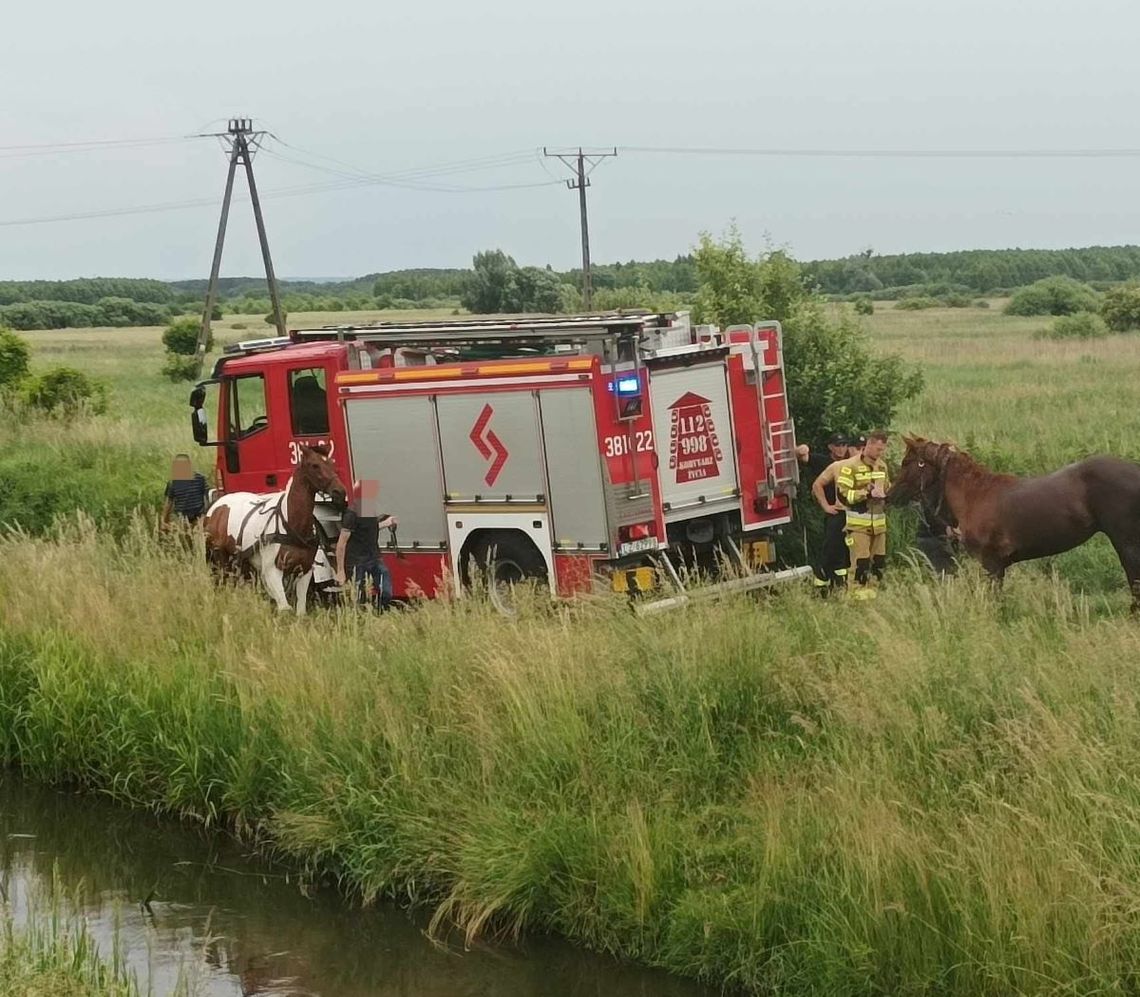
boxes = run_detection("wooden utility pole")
[543,147,617,310]
[193,118,285,378]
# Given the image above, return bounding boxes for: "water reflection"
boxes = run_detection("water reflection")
[0,779,715,997]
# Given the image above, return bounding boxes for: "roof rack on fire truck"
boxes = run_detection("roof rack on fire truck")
[286,311,690,352]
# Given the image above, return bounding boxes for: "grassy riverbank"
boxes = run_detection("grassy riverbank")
[3,304,1140,992]
[0,884,142,997]
[3,523,1140,994]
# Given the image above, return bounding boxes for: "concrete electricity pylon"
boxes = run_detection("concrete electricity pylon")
[193,118,285,378]
[542,147,617,310]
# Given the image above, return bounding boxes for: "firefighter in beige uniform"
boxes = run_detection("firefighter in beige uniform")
[835,430,890,595]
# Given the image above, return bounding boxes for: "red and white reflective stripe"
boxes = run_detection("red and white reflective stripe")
[339,372,588,394]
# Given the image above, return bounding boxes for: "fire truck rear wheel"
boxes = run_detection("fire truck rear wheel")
[466,533,549,616]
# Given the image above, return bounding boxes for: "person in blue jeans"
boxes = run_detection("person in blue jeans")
[334,479,398,610]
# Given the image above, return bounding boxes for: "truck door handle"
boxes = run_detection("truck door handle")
[266,474,277,487]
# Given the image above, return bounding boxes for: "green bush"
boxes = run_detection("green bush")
[93,296,170,327]
[1005,276,1098,316]
[161,354,200,382]
[1035,312,1109,341]
[941,293,972,308]
[593,284,683,313]
[162,317,209,356]
[895,296,941,310]
[852,295,874,315]
[974,299,991,309]
[692,226,923,450]
[21,367,107,417]
[0,326,30,389]
[0,444,162,533]
[1100,282,1140,331]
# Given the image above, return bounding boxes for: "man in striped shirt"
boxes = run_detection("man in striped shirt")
[161,454,210,530]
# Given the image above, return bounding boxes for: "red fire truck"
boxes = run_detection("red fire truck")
[190,311,812,612]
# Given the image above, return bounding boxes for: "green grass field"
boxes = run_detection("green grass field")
[3,302,1140,994]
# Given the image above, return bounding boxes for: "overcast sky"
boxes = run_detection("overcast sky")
[3,0,1138,280]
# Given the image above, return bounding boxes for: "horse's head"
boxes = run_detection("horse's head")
[296,444,347,506]
[887,435,957,506]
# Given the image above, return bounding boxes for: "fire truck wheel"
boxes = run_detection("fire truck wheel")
[466,533,549,617]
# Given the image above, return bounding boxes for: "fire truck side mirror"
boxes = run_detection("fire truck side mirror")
[189,383,220,447]
[189,385,207,445]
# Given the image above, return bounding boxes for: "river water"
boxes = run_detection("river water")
[0,778,716,996]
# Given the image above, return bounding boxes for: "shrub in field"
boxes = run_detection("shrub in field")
[1100,282,1140,331]
[692,226,922,449]
[852,295,874,315]
[940,292,972,308]
[593,284,684,313]
[161,317,209,356]
[894,296,941,310]
[21,366,107,417]
[1035,311,1109,341]
[161,354,200,382]
[93,296,170,327]
[973,298,991,308]
[0,325,30,389]
[1005,276,1098,316]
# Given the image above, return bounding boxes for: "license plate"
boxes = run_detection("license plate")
[618,536,659,557]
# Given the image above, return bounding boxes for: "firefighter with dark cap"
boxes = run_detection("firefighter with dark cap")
[836,429,891,599]
[797,432,855,594]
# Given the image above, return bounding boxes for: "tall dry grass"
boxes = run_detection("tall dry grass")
[3,519,1140,993]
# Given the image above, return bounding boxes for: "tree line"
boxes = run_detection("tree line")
[9,244,1140,328]
[801,245,1140,297]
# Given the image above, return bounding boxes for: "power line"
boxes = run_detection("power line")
[0,143,563,227]
[621,145,1140,159]
[0,135,201,160]
[263,140,562,192]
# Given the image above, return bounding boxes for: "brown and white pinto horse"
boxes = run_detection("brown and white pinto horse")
[204,444,347,614]
[888,436,1140,608]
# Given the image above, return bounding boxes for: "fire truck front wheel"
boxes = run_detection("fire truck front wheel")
[464,531,549,616]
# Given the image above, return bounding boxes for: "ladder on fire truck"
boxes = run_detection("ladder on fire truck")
[730,322,800,498]
[285,311,690,358]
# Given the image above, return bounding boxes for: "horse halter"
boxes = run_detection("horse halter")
[916,447,958,529]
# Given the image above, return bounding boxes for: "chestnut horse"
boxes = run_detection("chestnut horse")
[889,436,1140,608]
[204,444,347,614]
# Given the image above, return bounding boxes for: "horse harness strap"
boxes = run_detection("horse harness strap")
[236,493,319,558]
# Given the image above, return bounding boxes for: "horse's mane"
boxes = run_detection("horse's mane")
[909,436,1019,488]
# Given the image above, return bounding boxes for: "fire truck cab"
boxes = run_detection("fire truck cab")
[190,311,812,612]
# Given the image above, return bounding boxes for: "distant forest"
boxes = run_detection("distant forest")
[5,245,1140,330]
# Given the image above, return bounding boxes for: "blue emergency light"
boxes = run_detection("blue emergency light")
[615,376,641,396]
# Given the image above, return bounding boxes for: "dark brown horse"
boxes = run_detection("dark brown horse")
[889,436,1140,608]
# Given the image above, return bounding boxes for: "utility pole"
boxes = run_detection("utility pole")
[193,118,285,378]
[543,147,617,311]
